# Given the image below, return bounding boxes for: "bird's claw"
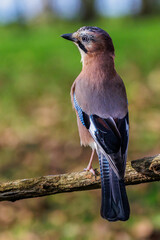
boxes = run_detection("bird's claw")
[84,167,96,175]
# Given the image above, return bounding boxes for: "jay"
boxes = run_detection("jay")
[61,26,130,221]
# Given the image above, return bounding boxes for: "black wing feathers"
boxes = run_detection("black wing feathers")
[88,113,129,179]
[90,115,122,154]
[117,113,129,156]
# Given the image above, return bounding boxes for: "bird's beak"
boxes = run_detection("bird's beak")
[61,33,76,42]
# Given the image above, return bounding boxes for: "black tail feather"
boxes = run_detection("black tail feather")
[99,153,130,221]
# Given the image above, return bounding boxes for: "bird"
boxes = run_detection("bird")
[61,26,130,221]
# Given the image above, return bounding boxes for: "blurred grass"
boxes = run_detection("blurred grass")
[0,16,160,240]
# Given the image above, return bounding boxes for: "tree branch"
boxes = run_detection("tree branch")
[0,154,160,202]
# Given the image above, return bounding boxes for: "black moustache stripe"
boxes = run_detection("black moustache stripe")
[77,41,88,53]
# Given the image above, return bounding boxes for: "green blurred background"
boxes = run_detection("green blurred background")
[0,0,160,239]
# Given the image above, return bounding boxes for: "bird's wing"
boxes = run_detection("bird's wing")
[89,114,129,179]
[74,93,129,179]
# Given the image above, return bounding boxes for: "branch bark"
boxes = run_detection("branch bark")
[0,154,160,202]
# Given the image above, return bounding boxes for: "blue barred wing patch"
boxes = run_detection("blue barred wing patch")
[73,93,86,127]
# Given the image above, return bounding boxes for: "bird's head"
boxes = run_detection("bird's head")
[61,26,115,64]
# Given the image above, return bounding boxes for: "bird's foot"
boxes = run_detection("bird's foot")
[84,166,95,175]
[84,149,96,175]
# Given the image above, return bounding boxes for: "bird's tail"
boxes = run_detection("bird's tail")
[98,152,130,221]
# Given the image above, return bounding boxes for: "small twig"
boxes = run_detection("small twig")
[0,154,160,202]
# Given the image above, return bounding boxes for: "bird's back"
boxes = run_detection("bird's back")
[74,70,128,119]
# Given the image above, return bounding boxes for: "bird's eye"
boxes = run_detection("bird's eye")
[82,36,89,42]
